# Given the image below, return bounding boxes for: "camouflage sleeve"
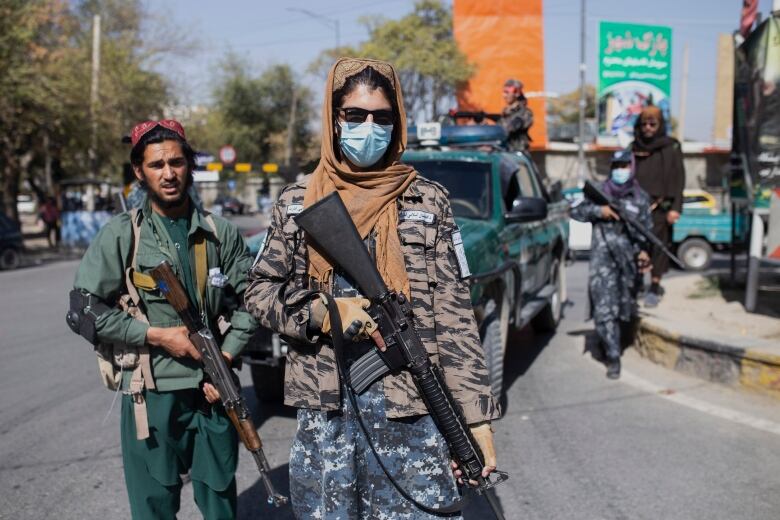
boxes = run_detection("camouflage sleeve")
[433,199,500,424]
[502,105,533,133]
[570,197,602,223]
[215,218,259,358]
[244,198,315,343]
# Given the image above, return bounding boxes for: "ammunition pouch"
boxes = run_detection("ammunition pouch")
[67,289,111,345]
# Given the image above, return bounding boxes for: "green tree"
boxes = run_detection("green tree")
[0,0,179,223]
[201,55,314,167]
[547,84,597,125]
[308,0,473,122]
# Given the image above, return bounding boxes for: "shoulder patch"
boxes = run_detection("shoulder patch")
[451,228,471,279]
[399,209,436,224]
[286,204,304,215]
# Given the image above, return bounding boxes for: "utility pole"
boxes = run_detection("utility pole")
[87,14,101,211]
[577,0,587,185]
[677,43,690,142]
[284,88,299,167]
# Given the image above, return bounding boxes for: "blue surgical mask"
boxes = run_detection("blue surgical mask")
[338,121,393,168]
[611,167,631,185]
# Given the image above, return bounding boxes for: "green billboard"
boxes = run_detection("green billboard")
[597,21,673,142]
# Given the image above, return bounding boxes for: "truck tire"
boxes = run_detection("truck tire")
[677,238,712,271]
[532,257,564,332]
[0,248,21,270]
[480,291,509,402]
[250,360,285,403]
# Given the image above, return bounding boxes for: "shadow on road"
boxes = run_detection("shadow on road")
[237,463,294,519]
[499,325,555,414]
[241,384,296,429]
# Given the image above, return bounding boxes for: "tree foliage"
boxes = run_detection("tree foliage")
[547,84,597,125]
[0,0,176,222]
[309,0,473,122]
[190,55,315,167]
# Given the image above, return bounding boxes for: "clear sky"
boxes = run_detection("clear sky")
[148,0,776,142]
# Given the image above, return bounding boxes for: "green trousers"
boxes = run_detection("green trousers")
[121,389,238,519]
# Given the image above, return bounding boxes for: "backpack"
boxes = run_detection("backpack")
[94,207,219,440]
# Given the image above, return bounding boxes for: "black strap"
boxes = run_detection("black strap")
[321,293,466,517]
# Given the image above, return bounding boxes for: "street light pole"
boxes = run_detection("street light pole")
[286,8,340,48]
[577,0,587,185]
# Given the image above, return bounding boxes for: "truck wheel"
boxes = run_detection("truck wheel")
[250,360,285,403]
[532,258,564,332]
[480,291,509,402]
[0,248,21,270]
[678,238,712,271]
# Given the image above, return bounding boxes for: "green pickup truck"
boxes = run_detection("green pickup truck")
[242,125,569,402]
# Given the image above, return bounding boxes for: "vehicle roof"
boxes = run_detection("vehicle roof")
[403,148,514,165]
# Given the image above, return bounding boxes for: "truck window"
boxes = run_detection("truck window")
[405,160,492,219]
[517,162,541,198]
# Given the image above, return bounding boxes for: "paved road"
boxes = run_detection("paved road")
[1,258,778,519]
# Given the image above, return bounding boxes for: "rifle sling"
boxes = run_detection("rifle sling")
[322,293,466,517]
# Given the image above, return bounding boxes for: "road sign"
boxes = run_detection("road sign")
[206,162,223,171]
[262,163,279,174]
[235,162,252,173]
[219,145,237,164]
[193,170,219,182]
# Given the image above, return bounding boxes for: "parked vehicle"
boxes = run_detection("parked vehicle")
[214,195,245,215]
[0,213,23,270]
[241,124,569,402]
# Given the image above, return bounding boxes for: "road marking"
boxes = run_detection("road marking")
[619,369,780,436]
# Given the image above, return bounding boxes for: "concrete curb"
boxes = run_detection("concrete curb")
[635,316,780,400]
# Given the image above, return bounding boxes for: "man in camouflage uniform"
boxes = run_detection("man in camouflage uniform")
[499,78,534,152]
[245,57,499,518]
[571,150,652,379]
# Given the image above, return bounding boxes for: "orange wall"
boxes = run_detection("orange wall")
[453,0,547,148]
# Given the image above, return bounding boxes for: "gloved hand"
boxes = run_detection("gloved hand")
[451,422,497,486]
[310,295,378,342]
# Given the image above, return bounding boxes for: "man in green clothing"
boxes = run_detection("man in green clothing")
[70,120,257,519]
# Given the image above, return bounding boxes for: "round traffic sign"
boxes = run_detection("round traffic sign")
[219,145,236,164]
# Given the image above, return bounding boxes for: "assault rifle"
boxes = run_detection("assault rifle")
[149,261,288,508]
[295,193,508,519]
[583,180,686,269]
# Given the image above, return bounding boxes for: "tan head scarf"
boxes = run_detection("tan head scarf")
[304,57,416,296]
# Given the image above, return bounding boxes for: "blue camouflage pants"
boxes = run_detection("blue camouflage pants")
[289,380,463,519]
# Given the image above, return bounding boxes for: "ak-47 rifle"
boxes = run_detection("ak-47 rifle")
[583,180,686,269]
[295,193,508,520]
[149,261,288,507]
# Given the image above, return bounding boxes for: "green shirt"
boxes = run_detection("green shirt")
[73,197,258,391]
[159,207,199,309]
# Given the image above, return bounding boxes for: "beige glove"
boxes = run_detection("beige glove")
[470,422,497,473]
[310,295,378,341]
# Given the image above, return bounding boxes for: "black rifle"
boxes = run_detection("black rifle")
[583,180,686,269]
[295,193,508,519]
[448,110,503,124]
[149,261,288,508]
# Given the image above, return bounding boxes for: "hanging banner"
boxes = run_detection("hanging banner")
[597,21,672,144]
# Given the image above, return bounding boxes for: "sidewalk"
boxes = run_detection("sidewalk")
[635,272,780,400]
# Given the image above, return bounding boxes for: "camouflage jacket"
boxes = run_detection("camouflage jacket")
[500,100,534,151]
[245,176,499,424]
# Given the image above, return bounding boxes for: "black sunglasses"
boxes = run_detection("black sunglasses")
[336,107,394,126]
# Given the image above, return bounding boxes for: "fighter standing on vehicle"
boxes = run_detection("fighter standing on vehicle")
[631,105,686,307]
[499,78,534,152]
[68,120,257,519]
[572,150,652,379]
[245,57,500,519]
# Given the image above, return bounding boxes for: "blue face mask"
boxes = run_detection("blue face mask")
[338,121,393,168]
[611,167,631,185]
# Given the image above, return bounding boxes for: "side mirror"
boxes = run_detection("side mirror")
[505,196,548,224]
